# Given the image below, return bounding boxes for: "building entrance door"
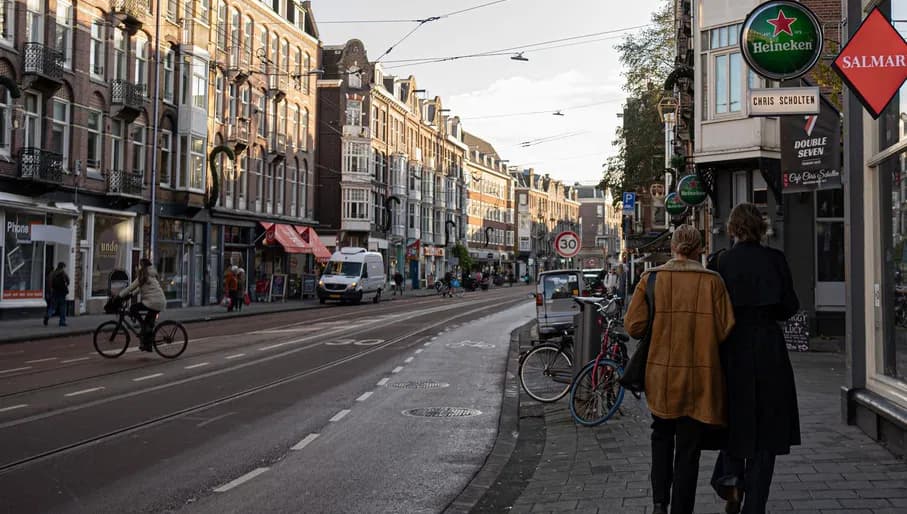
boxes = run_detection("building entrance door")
[815,189,845,311]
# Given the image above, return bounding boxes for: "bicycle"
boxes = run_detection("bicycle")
[93,296,188,359]
[568,296,634,426]
[519,323,574,402]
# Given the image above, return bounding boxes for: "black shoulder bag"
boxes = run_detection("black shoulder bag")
[619,272,657,393]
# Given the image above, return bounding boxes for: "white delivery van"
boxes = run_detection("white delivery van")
[317,247,386,305]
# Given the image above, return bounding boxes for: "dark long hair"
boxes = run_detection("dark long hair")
[138,258,152,286]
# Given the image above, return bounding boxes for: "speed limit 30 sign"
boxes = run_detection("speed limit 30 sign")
[554,231,581,258]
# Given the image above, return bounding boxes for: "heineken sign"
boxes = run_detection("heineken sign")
[677,175,707,206]
[741,1,823,81]
[665,193,687,216]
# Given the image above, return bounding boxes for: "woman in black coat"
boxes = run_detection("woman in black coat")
[709,203,800,514]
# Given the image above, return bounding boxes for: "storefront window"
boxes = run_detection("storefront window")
[816,189,845,283]
[2,211,46,300]
[91,215,131,297]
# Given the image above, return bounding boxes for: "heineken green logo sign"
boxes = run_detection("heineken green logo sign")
[742,1,823,81]
[665,193,687,216]
[677,175,707,206]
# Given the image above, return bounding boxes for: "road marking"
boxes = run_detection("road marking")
[329,409,350,422]
[196,411,236,427]
[404,357,414,363]
[25,357,58,364]
[376,378,389,386]
[185,362,210,370]
[62,357,90,363]
[0,404,27,413]
[356,391,373,402]
[225,353,245,360]
[259,342,289,351]
[213,467,269,493]
[0,367,32,375]
[65,387,104,397]
[414,349,423,354]
[133,373,164,382]
[423,342,432,347]
[291,433,320,450]
[392,366,404,374]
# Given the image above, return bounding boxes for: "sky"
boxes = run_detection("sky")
[310,0,661,185]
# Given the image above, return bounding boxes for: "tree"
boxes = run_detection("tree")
[452,243,473,273]
[601,0,675,198]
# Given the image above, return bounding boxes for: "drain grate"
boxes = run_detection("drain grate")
[403,407,482,417]
[389,381,450,389]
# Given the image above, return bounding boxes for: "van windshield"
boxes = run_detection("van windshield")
[324,261,362,277]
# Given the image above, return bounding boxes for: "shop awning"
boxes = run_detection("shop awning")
[296,226,333,263]
[260,222,311,254]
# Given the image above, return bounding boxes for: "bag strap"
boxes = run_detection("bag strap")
[643,272,657,342]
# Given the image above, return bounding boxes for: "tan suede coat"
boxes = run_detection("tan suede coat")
[624,259,735,426]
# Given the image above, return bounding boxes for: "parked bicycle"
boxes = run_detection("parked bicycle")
[518,323,575,402]
[569,296,634,426]
[93,296,188,359]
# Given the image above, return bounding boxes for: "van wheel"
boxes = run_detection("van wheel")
[373,290,381,304]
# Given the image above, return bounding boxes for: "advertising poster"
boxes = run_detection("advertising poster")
[781,94,842,193]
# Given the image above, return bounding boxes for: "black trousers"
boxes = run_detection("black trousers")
[651,415,704,514]
[712,451,776,514]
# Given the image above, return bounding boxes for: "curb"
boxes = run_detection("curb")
[444,320,532,514]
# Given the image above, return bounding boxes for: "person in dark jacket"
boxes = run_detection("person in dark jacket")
[708,203,800,514]
[44,263,69,327]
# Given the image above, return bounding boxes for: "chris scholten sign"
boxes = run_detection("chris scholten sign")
[749,87,820,116]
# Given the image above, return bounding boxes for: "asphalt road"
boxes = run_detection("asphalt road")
[0,286,535,514]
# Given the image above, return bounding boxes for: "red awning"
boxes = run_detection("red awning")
[260,222,311,254]
[296,226,333,263]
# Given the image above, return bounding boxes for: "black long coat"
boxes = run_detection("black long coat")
[710,241,801,457]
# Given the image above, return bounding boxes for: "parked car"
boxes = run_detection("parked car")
[317,247,386,305]
[535,269,585,340]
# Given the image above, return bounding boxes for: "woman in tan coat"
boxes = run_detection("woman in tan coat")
[624,225,735,514]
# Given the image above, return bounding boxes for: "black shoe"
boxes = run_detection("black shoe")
[653,503,668,514]
[43,316,48,326]
[725,487,743,514]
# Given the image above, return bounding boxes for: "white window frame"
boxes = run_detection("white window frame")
[214,72,224,123]
[90,16,105,79]
[343,188,369,220]
[348,67,361,89]
[254,151,263,212]
[113,28,127,81]
[131,124,146,176]
[0,0,15,46]
[159,130,172,186]
[192,58,208,109]
[109,119,125,171]
[23,92,41,148]
[51,99,70,172]
[56,0,73,69]
[346,100,363,127]
[732,170,748,206]
[215,0,227,50]
[343,141,369,174]
[0,91,10,156]
[188,135,206,191]
[134,35,148,86]
[86,110,102,175]
[301,108,309,151]
[163,48,175,104]
[238,153,248,210]
[25,0,43,44]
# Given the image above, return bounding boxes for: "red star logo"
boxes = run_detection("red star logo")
[767,9,797,37]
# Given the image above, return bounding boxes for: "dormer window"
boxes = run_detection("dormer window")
[348,67,362,89]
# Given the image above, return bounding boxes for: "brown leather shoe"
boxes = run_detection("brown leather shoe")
[725,487,743,514]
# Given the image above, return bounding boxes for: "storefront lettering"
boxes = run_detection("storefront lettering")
[783,169,841,186]
[6,221,31,241]
[839,54,907,69]
[99,240,119,257]
[751,40,814,54]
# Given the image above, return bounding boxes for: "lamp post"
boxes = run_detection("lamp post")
[149,0,163,261]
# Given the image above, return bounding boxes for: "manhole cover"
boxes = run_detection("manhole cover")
[402,407,482,417]
[389,381,450,389]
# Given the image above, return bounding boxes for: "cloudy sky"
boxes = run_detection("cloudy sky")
[311,0,661,185]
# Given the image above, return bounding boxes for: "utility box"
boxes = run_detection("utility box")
[572,297,604,376]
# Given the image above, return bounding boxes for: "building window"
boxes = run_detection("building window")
[752,172,768,205]
[160,130,172,185]
[289,104,298,151]
[244,16,254,56]
[23,93,40,148]
[198,0,210,25]
[110,119,125,171]
[113,28,126,80]
[253,150,263,211]
[346,100,362,126]
[132,124,146,176]
[163,49,175,103]
[192,58,207,109]
[300,161,308,218]
[135,36,148,85]
[214,72,224,122]
[288,162,297,217]
[343,141,369,174]
[50,99,70,171]
[258,27,268,73]
[91,215,132,297]
[301,108,309,151]
[25,0,42,43]
[257,92,266,137]
[881,148,907,384]
[343,188,369,220]
[304,53,312,94]
[348,67,361,89]
[0,0,15,45]
[0,91,9,155]
[276,163,284,214]
[732,171,748,206]
[86,110,102,173]
[55,0,73,68]
[90,16,105,78]
[3,211,47,301]
[215,0,227,50]
[714,52,742,114]
[188,136,205,190]
[238,153,248,210]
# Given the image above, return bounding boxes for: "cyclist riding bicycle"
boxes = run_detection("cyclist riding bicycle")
[117,258,167,352]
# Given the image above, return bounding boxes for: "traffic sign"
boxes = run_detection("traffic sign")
[554,231,581,259]
[622,192,636,213]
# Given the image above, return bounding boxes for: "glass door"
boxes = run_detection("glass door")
[815,188,845,311]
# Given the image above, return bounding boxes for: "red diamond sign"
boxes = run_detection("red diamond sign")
[833,8,907,119]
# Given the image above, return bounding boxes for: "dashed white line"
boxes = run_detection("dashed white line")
[423,342,432,347]
[61,357,90,364]
[291,433,320,450]
[329,409,350,422]
[392,366,404,374]
[225,353,245,360]
[185,362,210,370]
[26,357,58,364]
[356,391,373,402]
[213,467,269,493]
[0,404,27,413]
[133,373,164,382]
[259,342,289,351]
[376,378,389,386]
[414,349,423,354]
[0,367,31,375]
[64,387,104,397]
[404,357,414,363]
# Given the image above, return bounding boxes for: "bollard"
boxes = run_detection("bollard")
[572,297,604,377]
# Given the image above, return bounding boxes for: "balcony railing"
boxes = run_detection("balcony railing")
[226,118,250,150]
[110,0,149,22]
[18,148,64,184]
[106,169,144,197]
[22,43,64,87]
[111,80,147,110]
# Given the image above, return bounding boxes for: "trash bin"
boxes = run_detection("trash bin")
[572,296,604,376]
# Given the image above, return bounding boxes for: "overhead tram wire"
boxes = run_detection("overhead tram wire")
[460,98,625,120]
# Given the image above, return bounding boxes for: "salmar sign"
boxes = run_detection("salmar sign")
[741,1,823,81]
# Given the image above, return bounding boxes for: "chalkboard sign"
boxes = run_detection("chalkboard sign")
[302,273,316,297]
[270,274,287,301]
[783,310,809,352]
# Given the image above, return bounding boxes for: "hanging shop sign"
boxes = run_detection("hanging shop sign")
[831,8,907,119]
[781,95,842,193]
[749,87,820,116]
[665,192,687,216]
[741,1,823,81]
[677,175,707,206]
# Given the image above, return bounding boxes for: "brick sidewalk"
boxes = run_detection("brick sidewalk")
[504,337,907,513]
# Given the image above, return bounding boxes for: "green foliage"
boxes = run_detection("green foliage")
[452,243,473,273]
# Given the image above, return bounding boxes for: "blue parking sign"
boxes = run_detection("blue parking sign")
[622,192,636,213]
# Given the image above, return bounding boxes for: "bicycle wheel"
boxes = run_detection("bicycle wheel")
[153,320,188,358]
[519,344,574,403]
[93,321,130,358]
[569,358,625,426]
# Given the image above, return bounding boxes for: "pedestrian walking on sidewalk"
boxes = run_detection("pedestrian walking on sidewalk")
[707,203,801,514]
[234,267,246,311]
[44,263,70,327]
[393,270,404,296]
[624,225,735,514]
[224,268,238,313]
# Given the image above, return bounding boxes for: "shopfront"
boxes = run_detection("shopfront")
[157,218,205,308]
